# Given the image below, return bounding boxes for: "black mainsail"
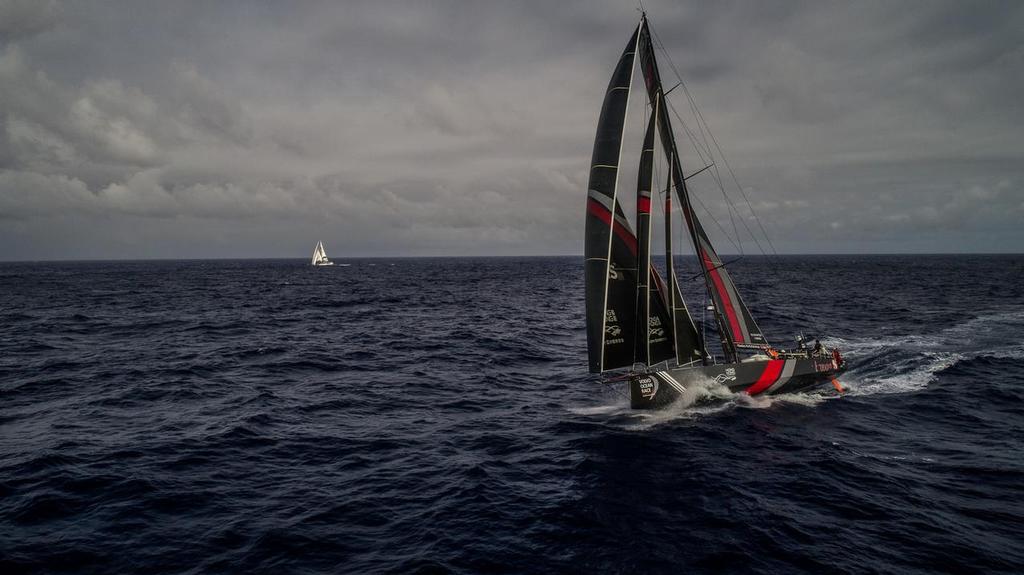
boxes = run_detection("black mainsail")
[584,26,640,373]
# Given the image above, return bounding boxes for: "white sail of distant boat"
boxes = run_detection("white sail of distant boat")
[311,241,334,266]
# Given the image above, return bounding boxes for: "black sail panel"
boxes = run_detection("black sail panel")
[651,266,684,360]
[634,109,676,365]
[585,26,640,373]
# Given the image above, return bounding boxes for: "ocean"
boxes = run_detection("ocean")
[2,255,1022,574]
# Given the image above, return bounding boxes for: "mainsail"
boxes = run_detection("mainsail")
[636,17,766,356]
[584,25,640,373]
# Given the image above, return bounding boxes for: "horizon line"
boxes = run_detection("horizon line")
[2,252,1022,264]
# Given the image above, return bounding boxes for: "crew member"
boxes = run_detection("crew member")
[813,339,823,356]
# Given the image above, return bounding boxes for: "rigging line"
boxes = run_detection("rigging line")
[682,81,780,258]
[685,92,750,259]
[648,20,780,260]
[688,184,743,254]
[661,88,767,258]
[665,92,770,258]
[666,163,742,253]
[647,27,715,163]
[685,257,743,282]
[671,60,744,257]
[683,163,715,181]
[665,85,774,261]
[665,95,713,166]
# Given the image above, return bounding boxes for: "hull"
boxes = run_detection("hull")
[629,355,844,409]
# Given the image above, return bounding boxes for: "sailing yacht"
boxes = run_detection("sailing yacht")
[584,13,845,408]
[310,241,334,266]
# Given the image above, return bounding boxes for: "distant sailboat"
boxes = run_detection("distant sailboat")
[310,241,334,266]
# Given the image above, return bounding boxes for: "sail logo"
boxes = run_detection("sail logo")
[604,309,624,343]
[648,316,664,337]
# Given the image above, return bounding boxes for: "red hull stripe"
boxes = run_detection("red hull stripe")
[588,198,637,255]
[638,197,651,214]
[746,360,784,395]
[701,249,744,343]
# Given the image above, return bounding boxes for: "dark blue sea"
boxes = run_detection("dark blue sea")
[2,255,1023,574]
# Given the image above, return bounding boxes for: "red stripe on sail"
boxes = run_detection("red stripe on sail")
[746,360,784,395]
[638,196,651,214]
[588,198,637,255]
[701,248,744,343]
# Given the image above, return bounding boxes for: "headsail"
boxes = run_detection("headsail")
[584,25,641,373]
[634,104,677,366]
[636,17,766,355]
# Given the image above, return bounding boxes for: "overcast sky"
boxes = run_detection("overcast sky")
[1,0,1021,259]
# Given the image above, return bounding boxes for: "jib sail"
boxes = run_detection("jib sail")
[635,102,701,366]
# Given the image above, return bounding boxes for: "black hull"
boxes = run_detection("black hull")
[629,355,844,409]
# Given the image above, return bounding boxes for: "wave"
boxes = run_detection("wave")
[827,309,1024,396]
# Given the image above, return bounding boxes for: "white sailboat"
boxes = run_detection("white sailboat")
[310,241,334,266]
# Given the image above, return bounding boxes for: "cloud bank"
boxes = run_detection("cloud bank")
[1,0,1022,259]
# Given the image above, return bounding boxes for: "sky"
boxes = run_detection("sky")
[1,0,1022,260]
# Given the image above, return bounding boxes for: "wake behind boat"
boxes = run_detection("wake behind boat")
[584,13,845,409]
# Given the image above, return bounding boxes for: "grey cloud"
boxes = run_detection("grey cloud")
[1,0,1022,260]
[0,0,59,43]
